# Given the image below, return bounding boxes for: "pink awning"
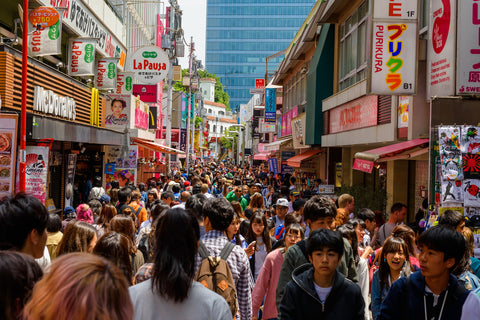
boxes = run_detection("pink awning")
[354,138,429,162]
[253,153,272,161]
[286,149,322,168]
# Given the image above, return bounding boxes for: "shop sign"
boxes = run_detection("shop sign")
[329,95,377,133]
[105,94,130,131]
[353,158,374,173]
[281,164,293,176]
[134,97,149,130]
[127,46,170,84]
[67,38,96,76]
[64,153,76,207]
[0,114,18,198]
[369,21,417,95]
[264,88,276,123]
[292,113,307,149]
[427,0,456,97]
[116,72,134,94]
[318,185,336,195]
[259,119,276,133]
[253,109,261,139]
[398,96,409,128]
[43,0,127,68]
[255,78,265,89]
[133,85,158,103]
[457,0,480,94]
[268,157,279,174]
[180,128,187,152]
[281,106,297,136]
[25,146,49,204]
[258,143,266,153]
[149,106,158,129]
[33,86,76,120]
[28,8,63,57]
[281,151,296,162]
[95,58,118,90]
[29,6,60,28]
[373,0,417,19]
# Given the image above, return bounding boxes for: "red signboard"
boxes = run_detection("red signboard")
[133,85,158,103]
[255,78,265,89]
[29,7,59,28]
[353,158,374,173]
[329,95,378,133]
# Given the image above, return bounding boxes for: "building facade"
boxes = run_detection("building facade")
[205,0,316,111]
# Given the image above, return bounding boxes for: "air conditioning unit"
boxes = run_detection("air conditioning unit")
[175,41,185,57]
[161,34,171,49]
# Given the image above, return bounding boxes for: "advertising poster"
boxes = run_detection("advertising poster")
[25,146,49,204]
[0,114,18,198]
[441,180,463,204]
[464,179,480,207]
[265,88,276,123]
[67,38,96,76]
[64,154,77,208]
[134,98,149,130]
[105,146,137,191]
[28,8,63,57]
[398,96,409,128]
[292,113,307,149]
[95,58,118,90]
[105,94,130,131]
[116,72,134,94]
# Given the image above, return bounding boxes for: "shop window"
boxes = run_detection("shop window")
[220,126,224,133]
[219,111,225,116]
[338,1,369,91]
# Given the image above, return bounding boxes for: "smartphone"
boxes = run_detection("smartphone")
[248,241,256,247]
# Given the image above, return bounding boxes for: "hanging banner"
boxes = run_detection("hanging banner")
[64,153,77,208]
[180,128,187,152]
[95,58,118,90]
[398,96,410,128]
[265,88,276,123]
[456,0,480,95]
[67,38,96,76]
[28,8,63,57]
[105,94,130,131]
[292,113,307,149]
[25,146,49,204]
[0,114,18,198]
[127,45,170,84]
[427,0,456,97]
[116,72,134,94]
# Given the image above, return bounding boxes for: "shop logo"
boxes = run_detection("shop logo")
[84,44,94,63]
[48,21,60,40]
[108,62,116,79]
[432,0,451,54]
[26,154,45,176]
[142,51,157,58]
[385,23,406,91]
[125,76,132,91]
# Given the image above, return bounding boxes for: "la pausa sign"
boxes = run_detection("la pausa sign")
[128,46,170,85]
[33,86,76,120]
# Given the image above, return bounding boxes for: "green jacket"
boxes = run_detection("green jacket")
[226,190,248,211]
[276,237,358,315]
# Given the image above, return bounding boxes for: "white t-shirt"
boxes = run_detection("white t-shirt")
[313,283,332,303]
[254,238,267,281]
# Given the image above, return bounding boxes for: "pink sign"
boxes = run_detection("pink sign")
[258,143,266,153]
[329,95,378,133]
[281,106,298,136]
[135,108,148,130]
[353,158,374,173]
[133,84,158,103]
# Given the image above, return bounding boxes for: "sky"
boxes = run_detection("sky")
[177,0,207,69]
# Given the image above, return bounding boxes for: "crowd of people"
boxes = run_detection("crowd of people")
[1,161,480,319]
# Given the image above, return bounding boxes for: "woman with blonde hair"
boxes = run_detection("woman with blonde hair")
[244,192,265,219]
[23,253,133,320]
[231,201,247,221]
[56,221,98,256]
[93,204,117,239]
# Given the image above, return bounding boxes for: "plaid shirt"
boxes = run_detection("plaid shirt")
[195,230,253,320]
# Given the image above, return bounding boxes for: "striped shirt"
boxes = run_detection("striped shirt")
[195,230,253,320]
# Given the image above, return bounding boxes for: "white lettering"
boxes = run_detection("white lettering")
[33,86,77,120]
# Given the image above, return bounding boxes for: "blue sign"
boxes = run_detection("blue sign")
[105,163,115,175]
[268,157,279,174]
[265,88,276,123]
[281,164,293,176]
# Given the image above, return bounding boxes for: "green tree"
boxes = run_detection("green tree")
[194,116,203,128]
[220,127,238,149]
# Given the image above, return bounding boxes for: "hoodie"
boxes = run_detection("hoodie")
[279,264,364,320]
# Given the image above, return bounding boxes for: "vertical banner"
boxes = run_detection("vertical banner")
[64,154,77,208]
[149,106,158,129]
[398,96,410,128]
[369,0,418,95]
[456,0,480,94]
[265,88,276,123]
[253,109,261,139]
[28,8,63,56]
[116,72,134,94]
[25,146,49,204]
[95,58,118,90]
[0,114,18,198]
[67,38,96,76]
[427,0,456,97]
[292,113,307,149]
[268,157,279,174]
[180,128,187,152]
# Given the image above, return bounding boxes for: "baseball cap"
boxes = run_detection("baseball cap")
[64,206,75,215]
[276,198,289,207]
[184,181,191,187]
[99,194,111,205]
[290,189,300,197]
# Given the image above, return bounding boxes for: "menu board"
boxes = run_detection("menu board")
[0,114,18,199]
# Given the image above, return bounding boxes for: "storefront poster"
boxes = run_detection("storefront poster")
[0,114,18,198]
[398,96,409,128]
[105,145,137,191]
[64,153,77,208]
[67,37,96,76]
[95,58,118,90]
[427,0,456,97]
[439,126,461,155]
[28,8,63,57]
[457,0,480,94]
[116,72,134,94]
[134,98,149,130]
[292,113,307,149]
[464,179,480,207]
[25,146,49,204]
[463,154,480,179]
[105,95,130,131]
[441,180,463,204]
[441,155,463,181]
[461,126,480,154]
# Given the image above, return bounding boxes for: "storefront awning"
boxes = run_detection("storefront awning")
[263,137,293,152]
[354,138,429,162]
[132,137,185,155]
[253,152,273,161]
[286,149,322,167]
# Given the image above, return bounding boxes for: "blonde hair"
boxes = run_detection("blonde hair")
[338,194,354,208]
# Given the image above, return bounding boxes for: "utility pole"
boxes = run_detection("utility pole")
[165,1,176,175]
[186,37,194,175]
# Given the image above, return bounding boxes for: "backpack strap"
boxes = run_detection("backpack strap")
[198,241,210,260]
[219,241,235,261]
[135,206,142,217]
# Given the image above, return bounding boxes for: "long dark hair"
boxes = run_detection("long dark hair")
[337,224,360,266]
[378,236,415,291]
[246,211,272,253]
[93,232,133,285]
[151,208,200,302]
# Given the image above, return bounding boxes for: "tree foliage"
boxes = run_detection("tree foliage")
[220,127,238,149]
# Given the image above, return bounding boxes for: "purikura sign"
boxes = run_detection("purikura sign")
[95,58,118,90]
[28,8,63,57]
[67,38,96,76]
[116,72,134,94]
[127,46,170,84]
